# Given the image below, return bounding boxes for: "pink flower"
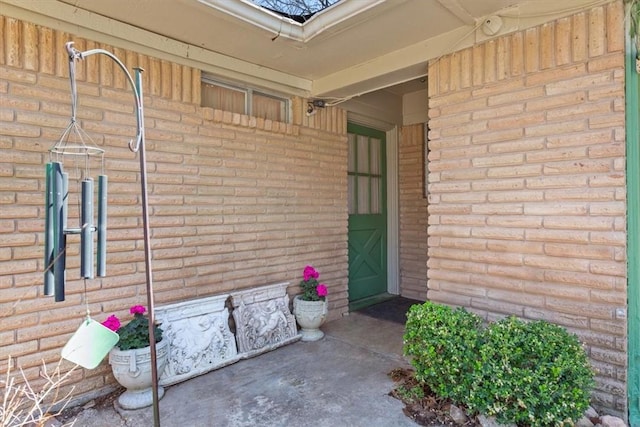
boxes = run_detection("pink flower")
[303,265,319,281]
[130,305,146,315]
[101,315,121,332]
[316,284,328,297]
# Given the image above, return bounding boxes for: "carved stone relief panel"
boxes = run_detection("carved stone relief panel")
[230,282,300,358]
[156,294,239,386]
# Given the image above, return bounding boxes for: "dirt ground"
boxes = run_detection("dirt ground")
[388,368,481,427]
[56,387,123,424]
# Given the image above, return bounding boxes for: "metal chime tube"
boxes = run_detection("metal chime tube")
[80,178,94,279]
[62,171,69,231]
[44,163,55,295]
[52,162,66,302]
[61,171,69,298]
[97,175,108,277]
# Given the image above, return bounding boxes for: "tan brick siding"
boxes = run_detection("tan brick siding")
[399,124,428,300]
[0,17,348,402]
[427,1,627,417]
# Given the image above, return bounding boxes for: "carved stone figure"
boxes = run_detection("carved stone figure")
[156,294,239,386]
[230,282,300,358]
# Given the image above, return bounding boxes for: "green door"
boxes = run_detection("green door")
[626,25,639,425]
[347,123,387,303]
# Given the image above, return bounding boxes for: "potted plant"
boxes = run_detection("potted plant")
[102,305,168,410]
[293,265,329,341]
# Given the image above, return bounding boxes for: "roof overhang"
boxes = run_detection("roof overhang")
[0,0,616,100]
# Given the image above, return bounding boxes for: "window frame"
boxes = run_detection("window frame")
[201,74,291,123]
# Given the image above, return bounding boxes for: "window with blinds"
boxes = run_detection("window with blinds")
[201,77,290,123]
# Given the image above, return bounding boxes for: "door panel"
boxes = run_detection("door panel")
[626,38,640,426]
[347,124,387,302]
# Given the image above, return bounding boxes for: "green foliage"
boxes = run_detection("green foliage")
[403,301,483,402]
[403,303,594,426]
[394,384,425,404]
[627,0,639,38]
[468,317,594,427]
[117,313,163,351]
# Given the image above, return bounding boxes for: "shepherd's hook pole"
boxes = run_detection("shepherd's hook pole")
[65,42,160,427]
[134,67,161,427]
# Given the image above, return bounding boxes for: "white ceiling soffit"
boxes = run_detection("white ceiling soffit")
[2,0,616,100]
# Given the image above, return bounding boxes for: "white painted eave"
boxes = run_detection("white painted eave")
[198,0,387,43]
[313,0,615,98]
[0,0,313,96]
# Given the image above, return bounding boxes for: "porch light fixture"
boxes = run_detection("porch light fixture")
[306,99,326,115]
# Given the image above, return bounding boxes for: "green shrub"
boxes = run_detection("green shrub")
[403,301,483,402]
[467,316,595,427]
[403,303,595,427]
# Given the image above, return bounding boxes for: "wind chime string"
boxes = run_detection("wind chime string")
[83,278,91,320]
[49,55,104,165]
[69,51,78,124]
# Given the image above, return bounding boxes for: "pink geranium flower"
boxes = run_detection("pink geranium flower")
[316,284,328,297]
[130,305,146,315]
[101,314,121,332]
[303,265,319,281]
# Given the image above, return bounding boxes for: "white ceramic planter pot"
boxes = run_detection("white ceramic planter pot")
[108,338,169,410]
[293,295,328,342]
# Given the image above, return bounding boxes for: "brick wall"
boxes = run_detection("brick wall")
[427,1,627,416]
[0,17,348,401]
[399,124,428,300]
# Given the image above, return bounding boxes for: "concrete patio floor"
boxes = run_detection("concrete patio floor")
[69,310,418,427]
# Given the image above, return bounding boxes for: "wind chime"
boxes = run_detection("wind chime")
[44,49,107,302]
[45,42,162,427]
[45,42,119,373]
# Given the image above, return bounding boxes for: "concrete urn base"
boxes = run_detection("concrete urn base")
[293,296,328,341]
[108,338,169,410]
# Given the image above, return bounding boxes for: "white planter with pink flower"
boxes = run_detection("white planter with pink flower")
[293,265,329,341]
[109,337,168,409]
[102,305,167,410]
[293,296,328,341]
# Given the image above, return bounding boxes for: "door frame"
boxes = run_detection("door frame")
[347,112,399,296]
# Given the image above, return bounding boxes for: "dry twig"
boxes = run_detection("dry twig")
[1,357,77,427]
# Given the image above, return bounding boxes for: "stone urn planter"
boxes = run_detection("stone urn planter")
[108,338,169,410]
[293,295,328,341]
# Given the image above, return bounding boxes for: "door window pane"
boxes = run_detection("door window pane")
[357,176,369,214]
[348,175,356,214]
[357,135,369,173]
[348,134,356,173]
[348,129,384,216]
[370,138,380,175]
[371,177,380,214]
